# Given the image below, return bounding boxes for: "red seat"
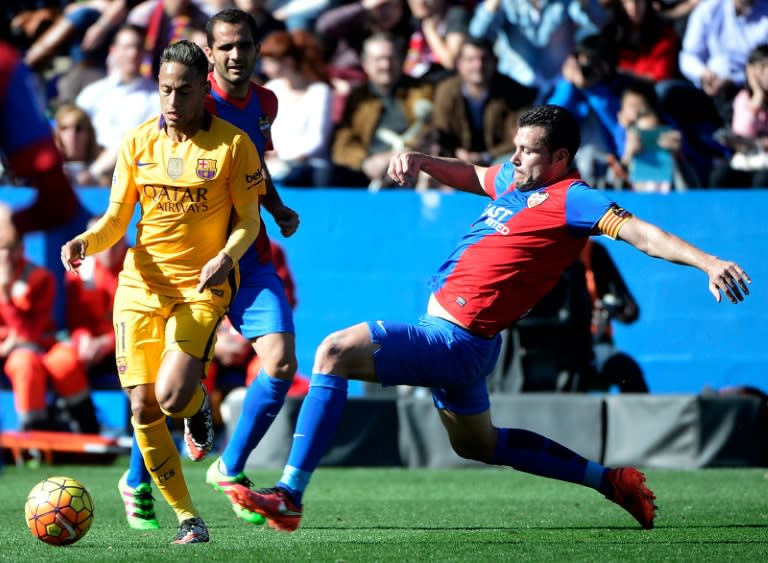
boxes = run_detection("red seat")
[0,430,123,466]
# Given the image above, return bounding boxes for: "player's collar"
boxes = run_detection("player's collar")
[207,71,253,109]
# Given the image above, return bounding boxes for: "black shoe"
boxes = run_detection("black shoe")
[183,387,214,461]
[171,516,209,544]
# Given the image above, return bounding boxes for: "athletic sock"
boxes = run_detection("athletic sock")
[492,427,608,492]
[277,373,348,504]
[221,369,291,473]
[133,416,197,522]
[127,433,152,489]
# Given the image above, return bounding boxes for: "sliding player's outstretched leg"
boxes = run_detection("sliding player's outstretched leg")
[604,467,657,529]
[487,426,657,529]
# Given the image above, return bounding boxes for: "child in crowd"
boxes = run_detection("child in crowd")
[710,43,768,188]
[614,81,699,191]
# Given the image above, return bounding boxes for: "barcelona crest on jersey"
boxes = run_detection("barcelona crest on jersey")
[197,158,217,180]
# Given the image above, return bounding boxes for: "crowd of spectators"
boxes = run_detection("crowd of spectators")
[2,0,768,192]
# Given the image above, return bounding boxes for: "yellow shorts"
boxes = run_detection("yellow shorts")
[113,284,227,388]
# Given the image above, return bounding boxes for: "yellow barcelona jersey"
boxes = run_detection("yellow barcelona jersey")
[108,113,265,297]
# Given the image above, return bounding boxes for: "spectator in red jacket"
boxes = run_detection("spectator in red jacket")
[65,217,129,386]
[0,205,99,432]
[604,0,681,84]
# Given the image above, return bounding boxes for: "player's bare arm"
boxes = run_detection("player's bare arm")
[388,152,488,195]
[260,168,300,237]
[617,216,752,304]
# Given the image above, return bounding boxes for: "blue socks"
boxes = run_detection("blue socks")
[127,372,293,486]
[127,433,151,488]
[278,373,348,504]
[492,427,609,494]
[221,369,292,474]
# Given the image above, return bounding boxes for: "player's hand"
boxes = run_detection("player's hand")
[197,252,234,292]
[387,152,422,186]
[705,258,751,304]
[61,239,86,274]
[270,205,300,238]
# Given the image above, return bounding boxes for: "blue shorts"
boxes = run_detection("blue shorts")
[228,261,294,340]
[367,314,502,415]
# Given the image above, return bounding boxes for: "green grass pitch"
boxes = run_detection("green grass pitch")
[1,460,766,562]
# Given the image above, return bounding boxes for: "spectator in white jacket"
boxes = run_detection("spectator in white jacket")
[260,29,335,187]
[75,23,159,185]
[679,0,768,124]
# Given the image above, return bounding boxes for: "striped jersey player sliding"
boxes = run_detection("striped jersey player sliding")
[232,104,751,533]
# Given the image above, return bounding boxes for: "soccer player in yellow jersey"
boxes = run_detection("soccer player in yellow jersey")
[60,40,266,545]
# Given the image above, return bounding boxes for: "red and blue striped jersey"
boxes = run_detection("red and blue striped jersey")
[205,73,278,269]
[430,162,631,337]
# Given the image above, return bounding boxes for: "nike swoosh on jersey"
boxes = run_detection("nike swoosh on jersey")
[149,456,172,472]
[136,160,156,167]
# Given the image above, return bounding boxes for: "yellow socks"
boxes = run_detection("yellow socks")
[133,416,197,522]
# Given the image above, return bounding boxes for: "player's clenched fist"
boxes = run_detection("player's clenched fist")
[387,152,422,186]
[61,239,86,274]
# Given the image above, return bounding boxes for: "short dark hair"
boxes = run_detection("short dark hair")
[458,36,495,59]
[159,40,209,80]
[205,8,260,47]
[518,105,581,166]
[622,78,661,116]
[574,33,617,67]
[748,43,768,64]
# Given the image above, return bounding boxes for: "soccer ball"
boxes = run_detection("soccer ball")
[25,476,94,546]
